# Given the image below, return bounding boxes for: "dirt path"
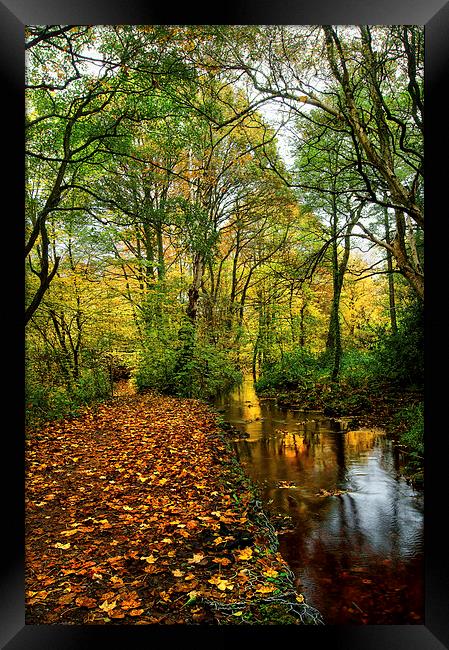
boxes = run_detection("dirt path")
[25,392,321,625]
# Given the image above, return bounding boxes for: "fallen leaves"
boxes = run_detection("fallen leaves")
[256,584,276,594]
[263,568,279,578]
[208,575,234,591]
[25,392,303,625]
[99,599,117,613]
[172,569,184,577]
[236,547,253,561]
[58,593,76,605]
[75,596,97,608]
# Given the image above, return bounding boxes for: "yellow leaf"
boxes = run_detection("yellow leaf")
[99,599,117,612]
[209,576,233,591]
[58,593,75,605]
[140,555,157,564]
[256,585,276,594]
[160,591,171,602]
[172,569,184,577]
[54,542,71,550]
[296,594,304,603]
[237,547,253,561]
[188,553,204,564]
[263,568,279,577]
[60,529,78,537]
[233,611,243,617]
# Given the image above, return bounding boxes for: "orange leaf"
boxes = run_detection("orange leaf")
[75,596,97,608]
[263,568,279,577]
[110,609,125,618]
[256,585,276,594]
[129,609,144,616]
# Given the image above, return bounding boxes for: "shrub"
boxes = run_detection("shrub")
[339,349,376,389]
[133,340,177,394]
[370,301,424,388]
[390,401,424,482]
[26,367,111,427]
[133,322,242,400]
[255,347,320,393]
[394,402,424,457]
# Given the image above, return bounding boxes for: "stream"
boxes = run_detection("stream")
[214,377,424,625]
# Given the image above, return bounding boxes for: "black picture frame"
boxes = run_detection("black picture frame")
[2,1,447,648]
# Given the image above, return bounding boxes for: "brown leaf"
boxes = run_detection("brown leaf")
[58,593,76,605]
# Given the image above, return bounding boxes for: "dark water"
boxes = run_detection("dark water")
[215,378,424,625]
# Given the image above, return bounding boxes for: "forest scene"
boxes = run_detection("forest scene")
[25,25,424,625]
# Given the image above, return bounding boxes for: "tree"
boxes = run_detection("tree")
[26,26,133,323]
[206,26,424,300]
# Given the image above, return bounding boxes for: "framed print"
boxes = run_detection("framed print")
[2,0,447,647]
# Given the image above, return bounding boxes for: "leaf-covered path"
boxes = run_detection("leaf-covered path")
[26,392,321,625]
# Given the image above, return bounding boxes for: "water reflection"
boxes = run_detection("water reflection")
[215,378,424,624]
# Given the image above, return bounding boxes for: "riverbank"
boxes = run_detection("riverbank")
[25,391,322,625]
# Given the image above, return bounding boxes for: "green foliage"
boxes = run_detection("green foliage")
[134,321,242,399]
[339,348,376,388]
[25,25,424,431]
[390,401,424,482]
[256,350,375,414]
[370,301,424,388]
[395,402,424,456]
[173,339,242,400]
[257,299,423,404]
[26,367,111,427]
[133,337,178,394]
[255,347,320,393]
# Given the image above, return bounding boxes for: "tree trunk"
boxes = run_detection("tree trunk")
[383,207,398,334]
[186,252,205,324]
[325,201,357,381]
[392,209,424,300]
